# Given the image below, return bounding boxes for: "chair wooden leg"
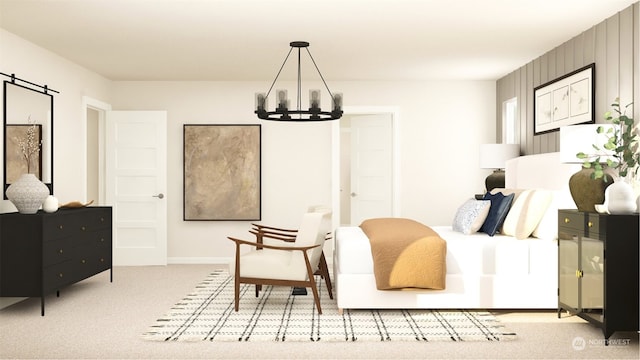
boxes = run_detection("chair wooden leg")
[234,276,240,312]
[255,284,261,297]
[234,243,240,312]
[319,252,333,299]
[309,278,322,314]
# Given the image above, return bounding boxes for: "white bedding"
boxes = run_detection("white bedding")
[333,152,579,311]
[336,225,556,277]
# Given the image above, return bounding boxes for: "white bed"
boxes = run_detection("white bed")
[333,152,581,311]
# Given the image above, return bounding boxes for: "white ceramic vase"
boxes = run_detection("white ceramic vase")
[43,195,59,213]
[5,174,50,214]
[604,179,637,214]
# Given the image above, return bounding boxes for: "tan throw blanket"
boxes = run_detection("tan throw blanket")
[360,218,446,290]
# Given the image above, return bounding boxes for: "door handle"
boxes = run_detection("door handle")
[351,192,357,197]
[153,193,165,199]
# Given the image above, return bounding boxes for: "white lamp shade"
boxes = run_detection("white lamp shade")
[479,144,520,169]
[560,124,616,163]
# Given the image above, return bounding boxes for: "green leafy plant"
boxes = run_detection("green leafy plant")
[577,98,639,182]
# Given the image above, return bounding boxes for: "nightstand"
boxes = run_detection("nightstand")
[557,209,639,340]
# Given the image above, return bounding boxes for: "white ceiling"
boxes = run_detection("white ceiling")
[0,0,636,81]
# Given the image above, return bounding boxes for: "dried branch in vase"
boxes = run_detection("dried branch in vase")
[13,116,42,175]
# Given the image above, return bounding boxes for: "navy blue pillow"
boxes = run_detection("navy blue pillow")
[480,192,515,236]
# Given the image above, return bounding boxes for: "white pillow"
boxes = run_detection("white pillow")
[503,190,553,239]
[452,199,491,235]
[532,191,568,239]
[502,190,533,237]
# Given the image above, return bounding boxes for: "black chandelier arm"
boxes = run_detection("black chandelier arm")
[263,47,295,101]
[303,47,336,104]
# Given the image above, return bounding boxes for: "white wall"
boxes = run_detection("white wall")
[1,28,497,265]
[111,80,496,263]
[0,29,113,203]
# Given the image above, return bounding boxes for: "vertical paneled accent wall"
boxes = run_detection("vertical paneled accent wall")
[496,3,638,155]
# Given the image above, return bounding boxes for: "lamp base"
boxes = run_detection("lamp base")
[485,170,505,192]
[569,168,611,212]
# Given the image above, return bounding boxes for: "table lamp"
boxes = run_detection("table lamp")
[479,144,520,191]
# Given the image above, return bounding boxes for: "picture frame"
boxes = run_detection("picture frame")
[534,63,595,135]
[183,124,261,221]
[5,124,42,183]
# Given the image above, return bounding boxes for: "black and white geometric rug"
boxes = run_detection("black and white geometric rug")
[141,270,517,342]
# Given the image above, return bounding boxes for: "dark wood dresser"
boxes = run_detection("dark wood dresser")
[557,209,639,340]
[0,207,112,315]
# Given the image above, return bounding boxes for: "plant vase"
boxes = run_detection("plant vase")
[5,174,50,214]
[569,168,611,212]
[604,179,637,214]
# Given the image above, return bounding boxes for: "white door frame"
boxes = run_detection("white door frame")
[82,96,112,204]
[331,106,401,227]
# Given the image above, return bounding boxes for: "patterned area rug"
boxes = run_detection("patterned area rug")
[141,270,516,342]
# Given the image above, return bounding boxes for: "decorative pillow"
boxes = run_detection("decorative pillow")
[502,190,553,239]
[479,192,515,236]
[490,188,525,202]
[517,190,553,239]
[501,190,533,237]
[452,199,491,235]
[532,191,559,239]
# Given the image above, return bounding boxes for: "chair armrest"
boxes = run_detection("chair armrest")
[249,229,296,242]
[228,237,320,252]
[251,223,298,233]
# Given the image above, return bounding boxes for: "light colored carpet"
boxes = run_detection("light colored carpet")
[0,264,637,359]
[141,270,515,342]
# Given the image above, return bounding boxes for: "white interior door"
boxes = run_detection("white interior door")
[350,114,393,225]
[106,111,167,266]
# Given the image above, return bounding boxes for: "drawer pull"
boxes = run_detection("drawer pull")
[588,221,593,228]
[59,273,64,278]
[59,225,63,230]
[58,249,64,254]
[81,259,86,264]
[564,218,570,223]
[100,238,105,242]
[100,258,105,262]
[101,217,105,222]
[81,226,86,231]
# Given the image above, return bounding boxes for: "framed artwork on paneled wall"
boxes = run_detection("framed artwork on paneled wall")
[534,63,595,135]
[183,124,261,221]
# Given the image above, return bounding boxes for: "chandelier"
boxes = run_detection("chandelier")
[255,41,343,121]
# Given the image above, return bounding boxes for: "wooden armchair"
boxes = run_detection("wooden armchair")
[228,210,332,314]
[249,221,333,299]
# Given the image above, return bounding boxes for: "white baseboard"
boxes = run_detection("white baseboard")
[168,257,232,265]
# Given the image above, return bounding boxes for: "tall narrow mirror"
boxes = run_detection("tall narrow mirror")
[3,80,54,197]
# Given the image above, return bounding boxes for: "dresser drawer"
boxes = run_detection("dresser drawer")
[43,261,74,291]
[74,250,111,280]
[73,229,111,247]
[584,213,601,238]
[82,209,111,231]
[558,211,585,233]
[42,214,81,242]
[43,237,74,266]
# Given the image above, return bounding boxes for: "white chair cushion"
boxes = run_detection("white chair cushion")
[239,250,309,281]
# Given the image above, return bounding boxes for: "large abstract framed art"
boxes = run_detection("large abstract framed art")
[534,63,595,135]
[183,124,261,221]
